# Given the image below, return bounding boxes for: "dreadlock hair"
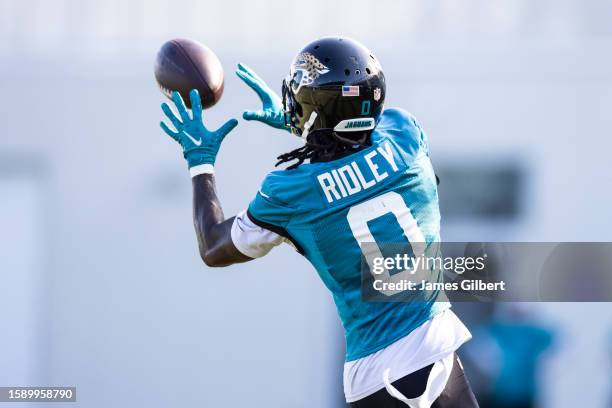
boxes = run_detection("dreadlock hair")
[276,129,372,170]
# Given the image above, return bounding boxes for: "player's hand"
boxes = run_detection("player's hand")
[160,90,238,168]
[236,63,288,131]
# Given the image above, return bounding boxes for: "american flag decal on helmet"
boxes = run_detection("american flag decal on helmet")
[342,86,360,97]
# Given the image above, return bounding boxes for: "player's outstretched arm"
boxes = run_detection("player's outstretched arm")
[236,63,289,131]
[160,89,252,267]
[191,174,252,266]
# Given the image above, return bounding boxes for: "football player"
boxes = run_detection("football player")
[160,36,479,407]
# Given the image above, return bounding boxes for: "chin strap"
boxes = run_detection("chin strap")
[300,111,319,141]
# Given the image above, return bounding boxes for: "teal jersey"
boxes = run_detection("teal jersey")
[247,108,448,361]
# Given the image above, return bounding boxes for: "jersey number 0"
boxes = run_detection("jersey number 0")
[347,191,426,296]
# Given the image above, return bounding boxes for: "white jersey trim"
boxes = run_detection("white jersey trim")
[230,210,286,258]
[343,308,471,403]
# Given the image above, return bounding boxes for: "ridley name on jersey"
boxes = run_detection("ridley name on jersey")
[316,141,401,204]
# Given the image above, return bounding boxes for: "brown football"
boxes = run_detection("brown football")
[154,38,224,109]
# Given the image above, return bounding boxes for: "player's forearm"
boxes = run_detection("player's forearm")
[192,174,229,264]
[192,174,250,267]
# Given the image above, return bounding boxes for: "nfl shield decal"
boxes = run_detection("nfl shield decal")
[373,87,382,101]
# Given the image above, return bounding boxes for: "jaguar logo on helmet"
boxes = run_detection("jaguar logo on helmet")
[291,52,330,91]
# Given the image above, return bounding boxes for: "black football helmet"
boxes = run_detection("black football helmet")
[282,36,386,143]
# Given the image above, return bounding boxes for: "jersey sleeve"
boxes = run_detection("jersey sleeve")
[230,210,286,258]
[247,173,294,227]
[243,172,304,254]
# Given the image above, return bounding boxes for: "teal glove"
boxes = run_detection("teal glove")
[236,63,288,131]
[160,90,238,172]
